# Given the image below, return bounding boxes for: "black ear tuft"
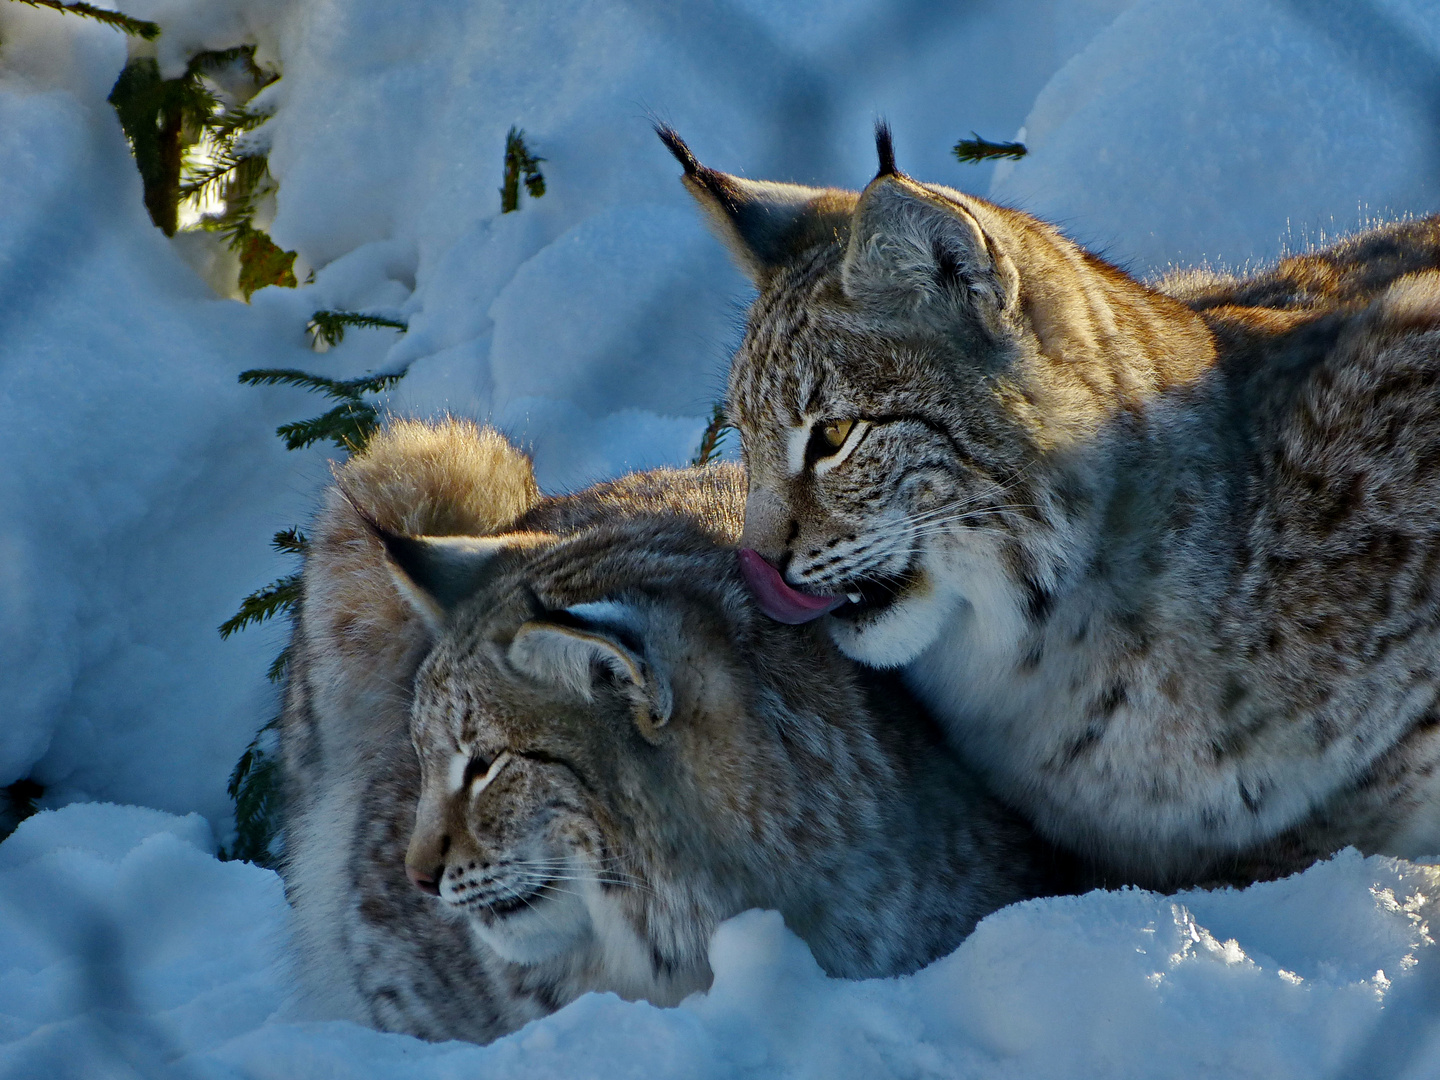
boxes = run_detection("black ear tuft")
[661,127,859,283]
[655,126,745,217]
[874,120,897,178]
[655,125,700,178]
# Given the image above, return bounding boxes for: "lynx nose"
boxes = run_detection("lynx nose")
[740,487,790,560]
[406,862,442,896]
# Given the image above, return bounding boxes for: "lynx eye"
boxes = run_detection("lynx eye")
[461,754,492,788]
[821,418,853,448]
[807,418,854,463]
[460,750,512,795]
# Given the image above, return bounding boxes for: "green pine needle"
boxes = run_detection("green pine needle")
[953,133,1027,164]
[266,647,292,684]
[13,0,161,38]
[219,574,301,638]
[271,528,309,555]
[276,400,382,452]
[691,402,732,467]
[307,310,410,349]
[501,127,546,213]
[221,718,281,865]
[240,368,354,396]
[239,367,402,402]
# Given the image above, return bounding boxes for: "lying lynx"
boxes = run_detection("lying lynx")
[662,123,1440,889]
[279,419,1070,1044]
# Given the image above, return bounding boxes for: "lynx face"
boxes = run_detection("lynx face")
[403,596,678,980]
[405,682,600,966]
[730,265,1043,668]
[663,124,1212,670]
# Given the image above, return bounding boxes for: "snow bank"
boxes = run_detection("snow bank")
[4,803,1439,1079]
[991,0,1440,274]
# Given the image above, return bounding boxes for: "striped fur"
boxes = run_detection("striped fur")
[666,127,1440,889]
[279,419,1072,1044]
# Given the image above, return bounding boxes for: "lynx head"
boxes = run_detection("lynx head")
[373,519,831,996]
[661,124,1213,667]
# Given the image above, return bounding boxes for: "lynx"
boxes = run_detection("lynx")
[661,123,1440,890]
[279,419,1071,1044]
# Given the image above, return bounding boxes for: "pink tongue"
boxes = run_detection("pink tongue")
[737,549,845,625]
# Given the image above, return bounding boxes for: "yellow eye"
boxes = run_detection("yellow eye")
[820,418,853,450]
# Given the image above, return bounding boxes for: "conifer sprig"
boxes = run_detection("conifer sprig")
[692,402,733,466]
[953,133,1028,164]
[240,367,403,450]
[11,0,160,38]
[266,647,292,684]
[219,574,301,639]
[271,527,309,555]
[180,150,266,206]
[221,718,280,864]
[501,127,546,213]
[107,40,295,296]
[240,367,405,401]
[307,310,409,350]
[274,401,383,451]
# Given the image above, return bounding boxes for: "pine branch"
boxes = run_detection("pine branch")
[276,401,382,451]
[240,368,364,399]
[239,368,404,402]
[271,527,309,554]
[12,0,160,38]
[953,133,1027,164]
[222,717,281,865]
[179,150,256,202]
[266,646,291,683]
[691,402,732,467]
[207,104,271,140]
[219,574,301,638]
[501,127,546,213]
[307,310,410,349]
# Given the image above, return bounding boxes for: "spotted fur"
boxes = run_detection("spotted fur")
[279,419,1071,1044]
[663,125,1440,889]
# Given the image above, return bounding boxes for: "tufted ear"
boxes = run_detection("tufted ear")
[657,126,857,285]
[508,606,674,742]
[841,124,1018,335]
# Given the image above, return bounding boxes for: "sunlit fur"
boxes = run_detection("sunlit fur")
[673,130,1440,889]
[280,420,1070,1045]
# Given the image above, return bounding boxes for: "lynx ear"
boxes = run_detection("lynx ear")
[657,126,856,284]
[378,531,519,634]
[842,128,1018,333]
[508,608,674,742]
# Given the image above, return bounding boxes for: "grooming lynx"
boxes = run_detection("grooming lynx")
[663,124,1440,889]
[279,419,1068,1044]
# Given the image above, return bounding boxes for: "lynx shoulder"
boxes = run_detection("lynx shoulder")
[662,124,1440,889]
[279,418,1068,1044]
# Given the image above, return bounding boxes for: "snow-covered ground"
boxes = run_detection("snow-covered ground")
[3,0,1440,1075]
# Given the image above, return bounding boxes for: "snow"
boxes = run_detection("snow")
[4,804,1440,1078]
[3,0,1440,1074]
[991,0,1440,274]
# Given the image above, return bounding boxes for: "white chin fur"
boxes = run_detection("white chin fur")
[468,886,591,965]
[827,576,961,668]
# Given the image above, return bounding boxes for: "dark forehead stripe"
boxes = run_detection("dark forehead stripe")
[734,256,840,424]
